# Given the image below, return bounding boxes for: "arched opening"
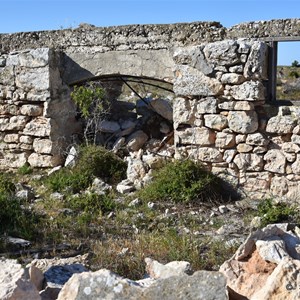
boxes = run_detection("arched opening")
[69,75,175,156]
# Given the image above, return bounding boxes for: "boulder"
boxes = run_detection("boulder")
[149,98,173,121]
[126,130,148,151]
[57,268,228,300]
[0,258,40,300]
[145,258,192,279]
[220,224,300,299]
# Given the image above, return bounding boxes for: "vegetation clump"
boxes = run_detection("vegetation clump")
[137,159,222,204]
[46,145,127,193]
[257,198,300,227]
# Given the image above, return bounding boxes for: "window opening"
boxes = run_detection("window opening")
[275,41,300,103]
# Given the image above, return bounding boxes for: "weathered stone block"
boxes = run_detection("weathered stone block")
[230,81,265,101]
[246,132,269,146]
[176,127,216,146]
[220,73,245,84]
[233,153,264,171]
[16,67,49,91]
[23,117,51,137]
[264,149,286,174]
[228,111,258,133]
[215,132,235,148]
[204,114,228,131]
[197,147,223,162]
[266,115,297,134]
[204,40,239,66]
[33,138,53,154]
[173,65,223,96]
[244,41,268,80]
[20,104,43,116]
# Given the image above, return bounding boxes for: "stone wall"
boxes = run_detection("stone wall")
[0,48,78,168]
[1,19,300,198]
[172,39,300,199]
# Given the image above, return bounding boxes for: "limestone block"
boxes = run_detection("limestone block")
[173,98,196,128]
[229,65,243,73]
[252,258,300,300]
[223,149,237,163]
[4,133,19,143]
[230,80,265,101]
[173,65,223,96]
[264,149,286,174]
[246,132,269,146]
[176,127,216,146]
[236,143,253,153]
[284,152,296,163]
[0,258,40,300]
[145,258,191,279]
[20,104,43,116]
[33,138,53,154]
[282,142,300,153]
[235,134,246,143]
[18,48,49,68]
[253,146,268,154]
[233,153,263,171]
[204,40,239,66]
[126,156,148,184]
[266,115,297,134]
[244,41,268,80]
[149,98,173,121]
[197,147,223,162]
[270,176,289,196]
[204,114,228,131]
[23,117,51,137]
[0,104,18,115]
[196,97,218,114]
[20,135,33,144]
[239,171,271,192]
[215,132,235,148]
[291,154,300,174]
[26,90,51,102]
[16,67,49,92]
[228,111,258,133]
[127,130,148,151]
[0,152,28,168]
[0,66,15,86]
[28,153,59,168]
[219,100,254,111]
[220,73,245,84]
[173,46,214,75]
[6,116,28,131]
[291,134,300,144]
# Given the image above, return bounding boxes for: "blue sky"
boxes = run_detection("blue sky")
[1,0,300,65]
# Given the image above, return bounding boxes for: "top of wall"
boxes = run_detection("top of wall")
[0,19,300,53]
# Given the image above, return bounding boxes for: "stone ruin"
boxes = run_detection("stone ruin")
[1,19,300,199]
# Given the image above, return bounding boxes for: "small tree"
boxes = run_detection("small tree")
[291,60,300,67]
[71,82,110,145]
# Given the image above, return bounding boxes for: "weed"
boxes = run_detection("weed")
[17,163,33,175]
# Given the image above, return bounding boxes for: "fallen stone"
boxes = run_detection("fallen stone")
[0,258,40,300]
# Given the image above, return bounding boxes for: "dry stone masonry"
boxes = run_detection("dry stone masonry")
[1,19,300,198]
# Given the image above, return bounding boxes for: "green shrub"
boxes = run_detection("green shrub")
[137,160,222,204]
[46,145,127,193]
[289,70,300,78]
[257,199,299,227]
[67,193,116,214]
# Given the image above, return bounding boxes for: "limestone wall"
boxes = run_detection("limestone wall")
[0,48,78,168]
[172,39,300,199]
